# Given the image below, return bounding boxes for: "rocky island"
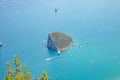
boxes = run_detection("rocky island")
[47,32,73,54]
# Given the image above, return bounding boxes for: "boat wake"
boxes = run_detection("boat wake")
[45,56,57,61]
[45,57,53,61]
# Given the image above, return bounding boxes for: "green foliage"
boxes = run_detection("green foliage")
[51,32,73,48]
[4,54,50,80]
[4,54,31,80]
[39,71,49,80]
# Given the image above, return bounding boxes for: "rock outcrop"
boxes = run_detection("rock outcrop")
[47,32,73,54]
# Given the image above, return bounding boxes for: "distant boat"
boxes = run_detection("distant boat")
[86,41,90,44]
[55,8,58,12]
[0,42,2,46]
[58,50,60,54]
[57,50,60,55]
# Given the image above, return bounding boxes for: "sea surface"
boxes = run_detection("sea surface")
[0,0,120,80]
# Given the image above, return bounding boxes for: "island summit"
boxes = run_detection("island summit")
[47,32,73,54]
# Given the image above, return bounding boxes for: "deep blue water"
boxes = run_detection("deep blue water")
[0,0,120,80]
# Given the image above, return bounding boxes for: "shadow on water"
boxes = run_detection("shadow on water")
[47,48,57,56]
[47,48,67,56]
[0,46,3,54]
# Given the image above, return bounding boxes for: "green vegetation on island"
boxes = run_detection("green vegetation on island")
[50,32,73,49]
[4,54,49,80]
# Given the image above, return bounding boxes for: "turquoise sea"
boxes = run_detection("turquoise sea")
[0,0,120,80]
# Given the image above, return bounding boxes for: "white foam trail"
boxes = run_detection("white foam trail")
[43,40,47,43]
[45,56,58,61]
[45,57,53,61]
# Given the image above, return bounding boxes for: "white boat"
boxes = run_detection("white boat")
[0,42,2,46]
[57,50,60,55]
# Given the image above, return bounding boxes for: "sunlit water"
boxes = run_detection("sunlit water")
[0,0,120,80]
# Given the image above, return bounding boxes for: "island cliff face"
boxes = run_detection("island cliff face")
[47,33,57,50]
[47,32,73,53]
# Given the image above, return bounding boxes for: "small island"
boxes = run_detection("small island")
[47,32,73,54]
